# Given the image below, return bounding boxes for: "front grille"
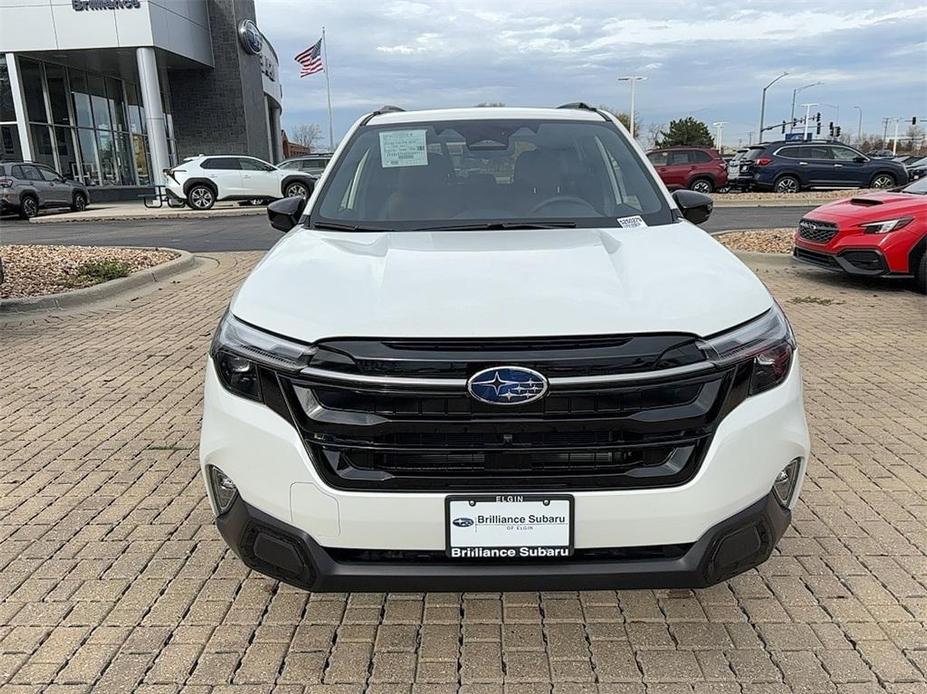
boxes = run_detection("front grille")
[258,336,752,492]
[798,219,839,244]
[793,247,839,268]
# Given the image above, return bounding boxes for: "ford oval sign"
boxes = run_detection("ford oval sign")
[467,366,549,405]
[238,20,263,55]
[452,517,474,528]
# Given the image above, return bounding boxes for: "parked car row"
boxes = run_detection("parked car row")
[0,161,89,219]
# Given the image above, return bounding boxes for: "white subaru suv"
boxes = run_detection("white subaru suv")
[200,105,810,592]
[164,155,316,210]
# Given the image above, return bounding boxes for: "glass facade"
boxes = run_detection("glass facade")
[0,55,175,187]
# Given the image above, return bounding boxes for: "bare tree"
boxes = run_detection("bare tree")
[291,124,322,150]
[597,105,638,137]
[646,121,665,149]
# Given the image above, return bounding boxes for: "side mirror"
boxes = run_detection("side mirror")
[853,156,866,163]
[267,196,307,233]
[672,189,713,225]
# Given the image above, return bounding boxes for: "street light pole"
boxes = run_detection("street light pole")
[801,103,818,140]
[712,121,727,152]
[759,71,788,141]
[618,76,646,140]
[853,106,862,142]
[789,81,823,133]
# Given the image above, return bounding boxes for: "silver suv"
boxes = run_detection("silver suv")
[0,161,89,219]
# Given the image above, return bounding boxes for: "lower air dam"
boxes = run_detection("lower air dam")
[450,547,570,558]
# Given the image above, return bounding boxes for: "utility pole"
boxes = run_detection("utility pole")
[746,130,755,145]
[712,121,727,152]
[759,71,788,141]
[790,81,822,133]
[891,118,900,155]
[881,117,890,148]
[801,103,818,140]
[617,76,646,140]
[853,106,862,142]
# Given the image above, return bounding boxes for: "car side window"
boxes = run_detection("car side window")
[11,165,26,179]
[38,167,62,182]
[830,147,861,161]
[647,152,668,167]
[239,158,275,172]
[777,147,802,159]
[667,151,689,166]
[19,164,42,180]
[689,151,711,163]
[202,158,241,170]
[278,161,297,170]
[807,146,833,160]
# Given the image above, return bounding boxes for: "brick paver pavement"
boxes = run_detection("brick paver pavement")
[1,252,925,694]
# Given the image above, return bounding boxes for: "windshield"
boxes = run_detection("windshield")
[902,177,927,194]
[310,119,673,230]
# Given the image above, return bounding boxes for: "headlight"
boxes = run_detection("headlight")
[211,311,316,400]
[699,305,795,395]
[859,217,912,234]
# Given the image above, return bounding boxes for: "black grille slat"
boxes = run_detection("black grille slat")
[271,337,749,492]
[798,219,839,244]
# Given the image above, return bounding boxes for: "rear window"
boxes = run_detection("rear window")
[743,147,767,161]
[689,150,711,163]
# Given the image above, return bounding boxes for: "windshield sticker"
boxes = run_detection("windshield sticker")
[379,129,428,168]
[616,215,647,228]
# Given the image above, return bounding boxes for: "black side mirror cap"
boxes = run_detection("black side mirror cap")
[672,189,713,225]
[854,156,867,163]
[267,196,308,233]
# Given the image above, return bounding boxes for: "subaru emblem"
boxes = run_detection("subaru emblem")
[467,366,549,405]
[452,517,474,527]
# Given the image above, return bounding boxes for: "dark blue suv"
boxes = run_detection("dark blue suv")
[738,140,908,193]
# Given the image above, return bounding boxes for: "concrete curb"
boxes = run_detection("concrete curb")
[29,206,265,224]
[732,250,797,268]
[0,248,195,314]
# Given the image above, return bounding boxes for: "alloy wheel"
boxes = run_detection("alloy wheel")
[691,180,713,194]
[286,183,309,198]
[190,187,214,209]
[871,175,895,189]
[22,197,38,218]
[74,194,87,211]
[775,177,799,194]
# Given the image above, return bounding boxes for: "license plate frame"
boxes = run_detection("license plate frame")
[445,494,574,559]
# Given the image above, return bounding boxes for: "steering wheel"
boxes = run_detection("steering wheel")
[529,195,599,215]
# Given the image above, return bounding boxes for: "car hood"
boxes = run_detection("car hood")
[230,222,774,342]
[805,192,926,223]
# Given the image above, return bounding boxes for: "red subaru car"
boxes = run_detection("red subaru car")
[792,176,927,293]
[646,147,728,194]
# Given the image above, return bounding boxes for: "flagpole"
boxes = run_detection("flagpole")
[322,26,334,151]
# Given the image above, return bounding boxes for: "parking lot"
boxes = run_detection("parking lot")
[0,253,923,693]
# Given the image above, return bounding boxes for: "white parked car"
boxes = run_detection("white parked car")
[164,155,316,210]
[200,105,810,592]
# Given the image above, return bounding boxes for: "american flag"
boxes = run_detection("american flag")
[295,38,324,77]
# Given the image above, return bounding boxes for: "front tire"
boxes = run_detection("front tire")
[187,184,216,210]
[18,195,38,219]
[870,173,896,189]
[915,251,927,295]
[285,181,309,199]
[689,178,714,194]
[774,175,801,194]
[71,192,87,212]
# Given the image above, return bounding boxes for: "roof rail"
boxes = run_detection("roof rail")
[556,102,609,121]
[557,102,597,111]
[360,105,405,126]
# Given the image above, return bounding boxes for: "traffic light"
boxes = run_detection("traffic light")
[816,112,821,123]
[781,121,786,134]
[828,121,834,137]
[816,120,821,135]
[914,117,918,125]
[835,126,841,138]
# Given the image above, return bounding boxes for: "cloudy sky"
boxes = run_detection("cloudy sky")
[255,0,927,149]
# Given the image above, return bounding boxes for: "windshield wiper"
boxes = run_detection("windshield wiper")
[311,221,390,232]
[413,221,577,231]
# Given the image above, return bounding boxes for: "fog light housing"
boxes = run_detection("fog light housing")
[209,466,238,514]
[772,458,801,507]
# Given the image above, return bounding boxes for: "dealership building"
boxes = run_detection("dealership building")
[0,0,283,198]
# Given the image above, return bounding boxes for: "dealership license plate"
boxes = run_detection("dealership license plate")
[445,495,573,559]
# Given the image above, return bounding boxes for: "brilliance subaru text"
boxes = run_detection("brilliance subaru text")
[200,105,810,591]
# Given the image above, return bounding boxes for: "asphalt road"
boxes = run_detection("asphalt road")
[0,205,815,253]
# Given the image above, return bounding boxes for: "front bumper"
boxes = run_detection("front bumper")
[216,488,791,592]
[792,245,891,276]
